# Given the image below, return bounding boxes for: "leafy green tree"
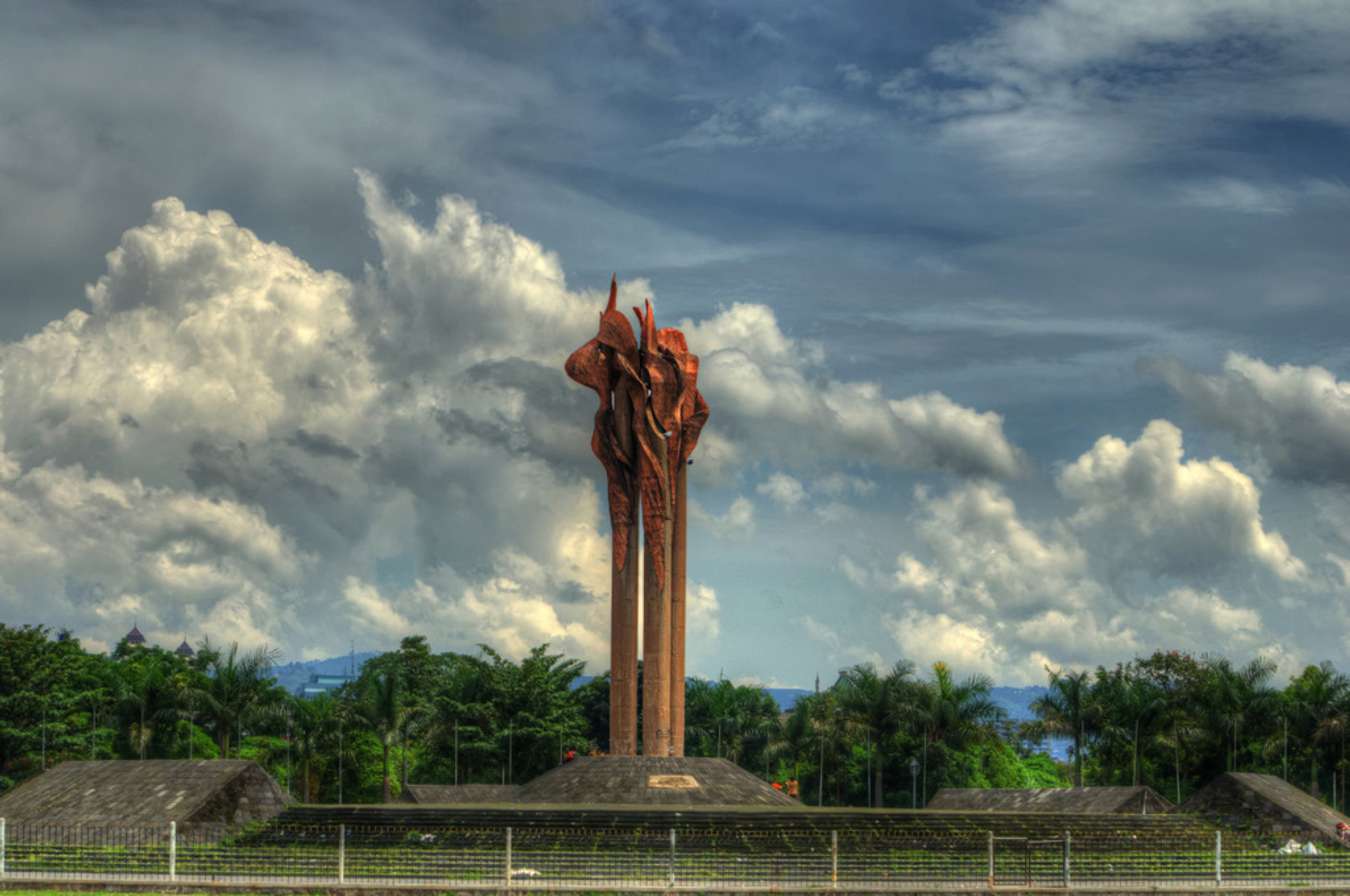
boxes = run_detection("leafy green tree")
[836,661,914,806]
[197,641,283,758]
[1031,668,1094,787]
[358,669,404,802]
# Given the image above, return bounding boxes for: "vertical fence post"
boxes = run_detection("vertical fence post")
[1215,830,1222,886]
[669,827,677,890]
[169,821,177,881]
[987,831,995,887]
[1,817,6,878]
[831,830,838,890]
[1063,830,1070,888]
[338,823,346,884]
[505,826,513,890]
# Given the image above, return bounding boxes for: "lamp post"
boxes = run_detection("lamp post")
[910,757,920,809]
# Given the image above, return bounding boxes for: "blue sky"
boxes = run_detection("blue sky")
[3,0,1350,685]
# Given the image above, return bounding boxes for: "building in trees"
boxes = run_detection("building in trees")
[0,760,290,827]
[1182,773,1350,844]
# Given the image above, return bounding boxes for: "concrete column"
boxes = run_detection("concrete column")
[610,474,640,756]
[642,442,672,757]
[669,463,688,757]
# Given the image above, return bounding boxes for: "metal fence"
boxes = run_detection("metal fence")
[4,818,1350,891]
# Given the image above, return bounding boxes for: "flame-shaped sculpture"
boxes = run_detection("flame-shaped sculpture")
[565,277,708,756]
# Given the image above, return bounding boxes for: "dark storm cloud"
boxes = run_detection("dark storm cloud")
[288,429,361,462]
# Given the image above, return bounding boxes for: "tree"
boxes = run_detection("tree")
[197,641,282,758]
[289,692,337,801]
[1032,668,1093,787]
[1286,662,1350,799]
[358,669,403,802]
[910,663,1006,802]
[836,661,914,806]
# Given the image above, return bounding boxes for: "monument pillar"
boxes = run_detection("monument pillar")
[566,278,706,758]
[610,474,640,756]
[669,462,688,757]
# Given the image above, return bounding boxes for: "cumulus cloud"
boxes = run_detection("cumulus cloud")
[683,303,1027,479]
[1145,353,1350,484]
[0,173,1019,665]
[0,179,615,662]
[842,477,1288,682]
[689,496,756,539]
[1058,419,1306,581]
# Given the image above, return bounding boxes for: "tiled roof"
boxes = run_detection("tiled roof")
[927,786,1174,814]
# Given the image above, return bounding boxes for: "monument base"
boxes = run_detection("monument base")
[518,756,799,808]
[402,756,800,808]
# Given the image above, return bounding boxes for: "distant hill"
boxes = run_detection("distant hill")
[271,652,377,694]
[990,685,1048,721]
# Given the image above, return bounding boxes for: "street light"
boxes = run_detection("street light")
[909,757,920,809]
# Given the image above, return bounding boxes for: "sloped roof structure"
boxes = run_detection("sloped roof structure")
[0,760,290,827]
[927,786,1174,814]
[519,757,798,807]
[403,784,519,804]
[397,757,797,808]
[1183,772,1350,842]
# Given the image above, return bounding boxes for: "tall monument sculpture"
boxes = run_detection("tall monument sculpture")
[566,277,708,756]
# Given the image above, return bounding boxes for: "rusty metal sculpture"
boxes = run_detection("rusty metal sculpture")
[566,277,708,756]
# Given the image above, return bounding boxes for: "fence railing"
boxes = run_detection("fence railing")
[3,819,1350,890]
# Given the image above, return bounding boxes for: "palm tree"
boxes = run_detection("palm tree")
[291,693,338,802]
[908,663,1004,805]
[1032,668,1093,787]
[837,660,914,806]
[197,641,281,758]
[1287,663,1350,800]
[925,662,1004,747]
[1204,657,1277,773]
[359,670,403,802]
[114,656,169,759]
[1093,668,1164,786]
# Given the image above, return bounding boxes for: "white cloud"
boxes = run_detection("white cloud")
[663,87,878,151]
[757,472,806,508]
[0,179,616,659]
[879,1,1350,172]
[843,476,1289,683]
[884,608,1007,680]
[684,303,1027,479]
[1145,353,1350,483]
[687,582,721,642]
[797,614,884,671]
[897,482,1092,614]
[813,472,876,498]
[7,175,1014,662]
[836,63,872,89]
[1058,419,1306,581]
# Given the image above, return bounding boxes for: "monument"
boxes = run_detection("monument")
[565,276,708,757]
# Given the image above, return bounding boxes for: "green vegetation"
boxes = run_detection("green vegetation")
[2,623,1347,811]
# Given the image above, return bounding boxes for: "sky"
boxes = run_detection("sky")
[3,0,1350,686]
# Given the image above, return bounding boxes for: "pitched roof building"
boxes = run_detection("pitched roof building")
[1183,772,1350,843]
[0,760,290,828]
[399,757,799,808]
[927,786,1174,814]
[402,784,521,804]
